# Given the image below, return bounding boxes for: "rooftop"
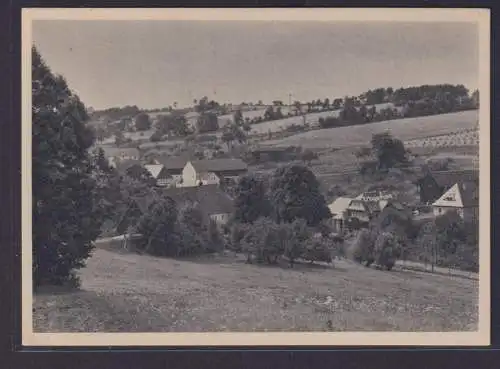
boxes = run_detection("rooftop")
[163,184,234,215]
[190,158,248,173]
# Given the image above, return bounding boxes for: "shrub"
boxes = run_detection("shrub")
[206,219,224,253]
[303,238,332,264]
[135,197,179,256]
[229,222,250,251]
[176,202,209,256]
[283,219,310,267]
[373,231,402,270]
[348,228,375,266]
[241,217,286,264]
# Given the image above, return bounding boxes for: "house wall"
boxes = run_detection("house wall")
[181,162,198,187]
[182,163,220,187]
[200,172,220,186]
[331,218,344,234]
[209,213,230,225]
[433,206,464,219]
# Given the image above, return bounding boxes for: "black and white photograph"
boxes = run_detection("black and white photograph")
[22,8,490,346]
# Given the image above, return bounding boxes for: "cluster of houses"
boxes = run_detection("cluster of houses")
[99,145,479,240]
[329,169,479,234]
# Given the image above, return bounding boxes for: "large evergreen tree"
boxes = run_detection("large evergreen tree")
[32,47,105,287]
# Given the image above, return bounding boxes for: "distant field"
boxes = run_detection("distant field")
[261,110,478,149]
[233,103,399,135]
[33,246,478,333]
[404,127,479,148]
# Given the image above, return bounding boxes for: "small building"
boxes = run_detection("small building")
[163,184,235,227]
[184,111,201,130]
[432,182,479,223]
[329,194,401,233]
[181,159,248,187]
[114,184,234,236]
[144,164,171,187]
[346,199,373,225]
[328,197,353,233]
[155,157,189,187]
[355,190,394,202]
[414,170,478,205]
[100,146,140,168]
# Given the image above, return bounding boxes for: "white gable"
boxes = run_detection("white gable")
[432,183,464,208]
[144,164,164,179]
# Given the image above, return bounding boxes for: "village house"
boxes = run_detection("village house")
[328,197,353,233]
[414,169,478,205]
[355,190,394,202]
[328,192,410,234]
[180,158,248,187]
[144,164,171,187]
[184,111,201,131]
[432,181,479,223]
[154,157,188,187]
[100,146,140,168]
[163,185,235,227]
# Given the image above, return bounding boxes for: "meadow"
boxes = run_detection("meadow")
[33,244,478,333]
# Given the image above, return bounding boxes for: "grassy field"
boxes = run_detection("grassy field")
[33,245,478,333]
[261,110,478,149]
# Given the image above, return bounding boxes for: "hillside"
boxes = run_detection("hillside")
[262,110,478,149]
[33,246,478,332]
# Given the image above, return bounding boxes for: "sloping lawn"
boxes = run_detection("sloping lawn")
[33,247,478,332]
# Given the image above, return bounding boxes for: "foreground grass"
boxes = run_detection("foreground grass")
[33,246,478,332]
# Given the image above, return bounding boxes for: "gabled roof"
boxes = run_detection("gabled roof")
[423,170,479,190]
[189,159,248,173]
[432,182,479,208]
[114,159,142,173]
[144,164,165,179]
[328,197,353,218]
[155,156,188,171]
[163,184,234,215]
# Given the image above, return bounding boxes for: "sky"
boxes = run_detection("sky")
[32,20,479,110]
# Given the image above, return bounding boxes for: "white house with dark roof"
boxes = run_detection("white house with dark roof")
[181,159,248,187]
[432,182,479,222]
[153,157,189,187]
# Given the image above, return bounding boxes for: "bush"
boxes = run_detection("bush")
[303,237,332,264]
[241,217,287,264]
[318,116,341,128]
[373,231,402,270]
[176,202,209,256]
[283,219,310,267]
[348,228,375,266]
[135,197,179,256]
[229,222,250,251]
[206,220,224,253]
